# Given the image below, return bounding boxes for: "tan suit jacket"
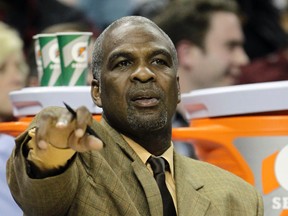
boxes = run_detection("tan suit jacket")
[7,107,263,216]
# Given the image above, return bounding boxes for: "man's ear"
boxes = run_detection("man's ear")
[177,40,192,66]
[91,79,102,107]
[176,40,197,70]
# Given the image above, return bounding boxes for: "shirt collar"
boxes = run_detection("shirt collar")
[121,134,175,178]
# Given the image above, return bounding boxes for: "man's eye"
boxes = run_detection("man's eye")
[0,63,6,73]
[227,45,236,51]
[116,60,132,68]
[152,59,168,66]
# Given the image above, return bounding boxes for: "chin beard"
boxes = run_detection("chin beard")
[127,107,168,132]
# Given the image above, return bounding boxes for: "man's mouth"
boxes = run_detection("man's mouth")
[132,96,159,107]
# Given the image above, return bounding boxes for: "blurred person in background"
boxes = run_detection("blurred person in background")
[154,0,249,158]
[132,0,170,19]
[235,0,288,60]
[0,22,28,122]
[0,0,97,55]
[75,0,146,30]
[0,21,28,215]
[235,0,288,84]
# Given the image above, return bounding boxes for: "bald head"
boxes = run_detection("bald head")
[91,16,178,81]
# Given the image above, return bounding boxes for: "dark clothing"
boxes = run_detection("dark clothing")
[236,0,288,60]
[237,49,288,84]
[172,111,198,159]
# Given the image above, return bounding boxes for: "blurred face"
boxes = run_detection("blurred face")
[92,22,180,136]
[0,52,27,121]
[185,12,248,90]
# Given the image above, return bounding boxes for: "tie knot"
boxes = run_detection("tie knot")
[148,156,167,175]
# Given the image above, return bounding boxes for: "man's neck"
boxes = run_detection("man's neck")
[102,115,173,156]
[126,128,172,156]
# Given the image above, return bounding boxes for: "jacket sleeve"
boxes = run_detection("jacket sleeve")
[6,107,80,216]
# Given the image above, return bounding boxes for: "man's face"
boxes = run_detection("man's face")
[0,52,27,120]
[93,22,180,135]
[185,12,248,90]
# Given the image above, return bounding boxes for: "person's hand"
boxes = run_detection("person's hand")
[35,106,103,152]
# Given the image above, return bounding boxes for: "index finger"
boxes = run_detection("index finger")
[74,106,94,137]
[36,111,58,149]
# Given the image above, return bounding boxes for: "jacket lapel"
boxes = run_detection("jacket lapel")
[175,153,211,216]
[100,119,163,216]
[99,119,211,215]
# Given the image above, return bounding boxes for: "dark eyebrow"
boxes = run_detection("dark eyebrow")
[108,51,133,64]
[107,49,172,65]
[149,49,172,59]
[225,40,244,47]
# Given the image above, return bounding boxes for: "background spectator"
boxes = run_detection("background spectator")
[0,21,28,216]
[235,0,288,84]
[235,0,288,60]
[0,0,96,54]
[154,0,248,158]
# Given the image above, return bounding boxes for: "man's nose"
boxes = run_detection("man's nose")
[130,66,156,82]
[233,47,249,67]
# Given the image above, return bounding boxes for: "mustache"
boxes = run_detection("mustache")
[127,83,164,100]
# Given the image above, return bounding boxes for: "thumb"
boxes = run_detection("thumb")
[85,135,104,151]
[68,133,104,152]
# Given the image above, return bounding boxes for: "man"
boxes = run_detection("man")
[154,0,249,157]
[7,16,263,215]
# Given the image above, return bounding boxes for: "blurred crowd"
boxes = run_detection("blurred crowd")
[1,0,288,215]
[0,0,287,90]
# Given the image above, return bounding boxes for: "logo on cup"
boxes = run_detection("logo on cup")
[49,43,60,64]
[262,145,288,212]
[275,145,288,191]
[35,44,42,66]
[262,144,288,193]
[72,42,87,63]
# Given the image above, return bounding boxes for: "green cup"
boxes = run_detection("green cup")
[37,33,62,86]
[57,32,92,86]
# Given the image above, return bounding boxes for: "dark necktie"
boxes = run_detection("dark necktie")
[148,156,177,216]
